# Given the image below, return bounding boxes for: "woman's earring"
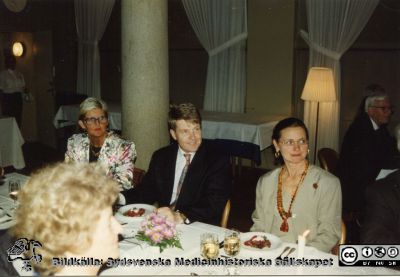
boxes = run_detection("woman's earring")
[274,151,281,158]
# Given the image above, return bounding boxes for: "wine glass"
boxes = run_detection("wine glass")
[224,229,240,257]
[223,229,241,275]
[200,233,219,259]
[9,181,20,208]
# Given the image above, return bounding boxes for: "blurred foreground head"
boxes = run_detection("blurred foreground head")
[12,162,121,276]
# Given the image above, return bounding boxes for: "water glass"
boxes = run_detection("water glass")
[200,233,219,259]
[224,229,241,257]
[9,181,20,208]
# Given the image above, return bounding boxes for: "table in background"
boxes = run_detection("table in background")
[53,104,282,165]
[0,117,25,169]
[202,111,282,165]
[53,103,121,130]
[101,221,397,275]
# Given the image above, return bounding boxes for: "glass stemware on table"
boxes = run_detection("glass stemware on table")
[200,233,219,259]
[223,229,241,275]
[224,229,241,257]
[9,181,20,209]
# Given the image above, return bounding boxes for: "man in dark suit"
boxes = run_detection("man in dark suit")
[361,169,400,244]
[126,103,232,225]
[336,85,399,215]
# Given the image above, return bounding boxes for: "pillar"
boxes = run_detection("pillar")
[121,0,169,169]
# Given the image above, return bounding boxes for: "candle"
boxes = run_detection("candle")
[297,235,305,258]
[297,229,310,258]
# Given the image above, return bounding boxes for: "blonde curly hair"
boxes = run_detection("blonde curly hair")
[12,162,119,276]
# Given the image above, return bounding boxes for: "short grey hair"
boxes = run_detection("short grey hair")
[79,97,108,120]
[364,94,389,113]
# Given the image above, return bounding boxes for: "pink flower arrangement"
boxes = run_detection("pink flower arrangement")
[136,212,182,252]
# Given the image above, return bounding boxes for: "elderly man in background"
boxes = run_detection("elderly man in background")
[124,103,232,226]
[336,84,400,242]
[361,123,400,245]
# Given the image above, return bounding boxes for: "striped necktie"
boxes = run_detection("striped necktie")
[170,153,191,210]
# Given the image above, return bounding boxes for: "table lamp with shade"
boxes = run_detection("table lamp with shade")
[301,67,336,163]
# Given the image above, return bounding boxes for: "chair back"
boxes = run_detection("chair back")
[318,148,339,173]
[331,220,346,255]
[132,167,146,187]
[220,199,231,228]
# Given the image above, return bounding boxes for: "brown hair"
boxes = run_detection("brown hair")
[168,103,201,130]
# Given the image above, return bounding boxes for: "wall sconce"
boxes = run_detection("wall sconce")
[301,67,336,163]
[12,42,25,57]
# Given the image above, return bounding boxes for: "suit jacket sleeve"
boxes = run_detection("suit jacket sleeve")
[361,180,400,244]
[251,174,271,232]
[65,135,78,162]
[308,174,342,253]
[109,140,136,190]
[123,150,160,205]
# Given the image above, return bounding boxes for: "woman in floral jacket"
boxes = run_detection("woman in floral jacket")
[65,97,137,190]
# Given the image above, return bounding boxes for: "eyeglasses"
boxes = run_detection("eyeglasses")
[84,116,108,125]
[279,138,308,147]
[370,106,395,113]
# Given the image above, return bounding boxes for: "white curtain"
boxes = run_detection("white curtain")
[182,0,247,113]
[75,0,115,98]
[300,0,378,161]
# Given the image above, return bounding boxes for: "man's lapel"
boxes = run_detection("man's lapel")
[165,144,178,204]
[177,143,207,205]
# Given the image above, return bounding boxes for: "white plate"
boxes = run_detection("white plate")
[116,204,155,223]
[0,209,5,218]
[241,232,281,251]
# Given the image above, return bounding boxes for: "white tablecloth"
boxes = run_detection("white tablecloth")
[201,111,283,151]
[0,117,25,169]
[101,222,397,276]
[53,104,281,150]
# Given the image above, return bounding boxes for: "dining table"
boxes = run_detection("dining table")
[0,117,25,169]
[100,216,399,275]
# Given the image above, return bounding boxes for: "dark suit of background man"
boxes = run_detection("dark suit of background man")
[125,103,232,225]
[361,170,400,245]
[361,123,400,245]
[336,84,399,219]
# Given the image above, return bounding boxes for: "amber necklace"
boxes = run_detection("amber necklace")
[276,161,309,232]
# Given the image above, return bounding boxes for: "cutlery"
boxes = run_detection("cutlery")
[283,247,296,258]
[0,207,12,217]
[276,246,290,259]
[0,218,13,224]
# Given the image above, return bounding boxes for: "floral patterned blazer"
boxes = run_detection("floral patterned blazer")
[65,131,137,190]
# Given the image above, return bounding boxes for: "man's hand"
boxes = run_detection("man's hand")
[156,207,184,224]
